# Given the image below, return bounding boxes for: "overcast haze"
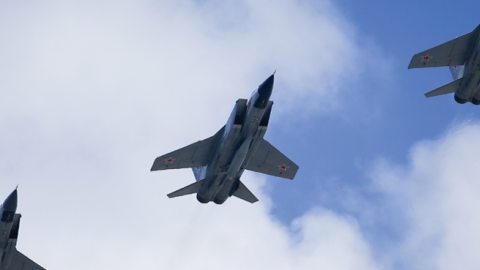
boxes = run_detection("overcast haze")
[1,1,480,270]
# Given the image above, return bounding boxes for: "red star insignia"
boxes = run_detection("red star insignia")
[165,157,175,164]
[421,55,432,62]
[247,101,252,108]
[454,65,457,69]
[279,164,289,171]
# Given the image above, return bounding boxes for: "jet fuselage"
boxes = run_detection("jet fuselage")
[196,75,274,204]
[151,73,299,204]
[455,34,480,104]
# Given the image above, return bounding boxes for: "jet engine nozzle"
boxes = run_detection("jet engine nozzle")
[196,193,210,204]
[472,97,480,105]
[454,93,468,104]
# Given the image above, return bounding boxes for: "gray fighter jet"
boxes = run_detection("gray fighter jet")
[151,74,299,204]
[408,24,480,104]
[0,189,45,270]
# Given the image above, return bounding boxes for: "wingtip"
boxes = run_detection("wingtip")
[150,162,157,171]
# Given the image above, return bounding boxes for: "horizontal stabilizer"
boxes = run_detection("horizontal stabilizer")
[409,24,480,69]
[167,179,204,198]
[7,249,45,270]
[232,181,258,203]
[424,79,462,98]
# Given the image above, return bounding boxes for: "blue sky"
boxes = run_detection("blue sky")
[269,0,480,224]
[258,0,480,267]
[2,1,480,269]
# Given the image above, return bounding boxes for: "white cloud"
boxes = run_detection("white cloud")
[369,122,480,270]
[0,0,385,269]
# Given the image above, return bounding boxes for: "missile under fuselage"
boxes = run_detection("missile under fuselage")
[226,136,252,180]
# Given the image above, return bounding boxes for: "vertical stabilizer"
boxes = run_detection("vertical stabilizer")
[449,65,465,80]
[192,166,206,181]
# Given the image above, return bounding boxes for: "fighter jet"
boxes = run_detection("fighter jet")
[151,74,299,204]
[408,24,480,104]
[0,189,45,270]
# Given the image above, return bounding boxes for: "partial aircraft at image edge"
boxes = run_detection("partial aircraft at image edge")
[408,23,480,104]
[150,74,299,204]
[0,189,45,270]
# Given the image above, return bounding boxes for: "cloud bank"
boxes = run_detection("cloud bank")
[367,122,480,270]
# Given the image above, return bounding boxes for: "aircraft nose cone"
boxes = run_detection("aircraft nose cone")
[257,74,274,99]
[3,189,18,212]
[253,74,274,109]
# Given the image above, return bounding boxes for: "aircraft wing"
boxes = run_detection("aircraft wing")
[6,249,45,270]
[151,126,225,171]
[246,139,299,180]
[408,25,480,69]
